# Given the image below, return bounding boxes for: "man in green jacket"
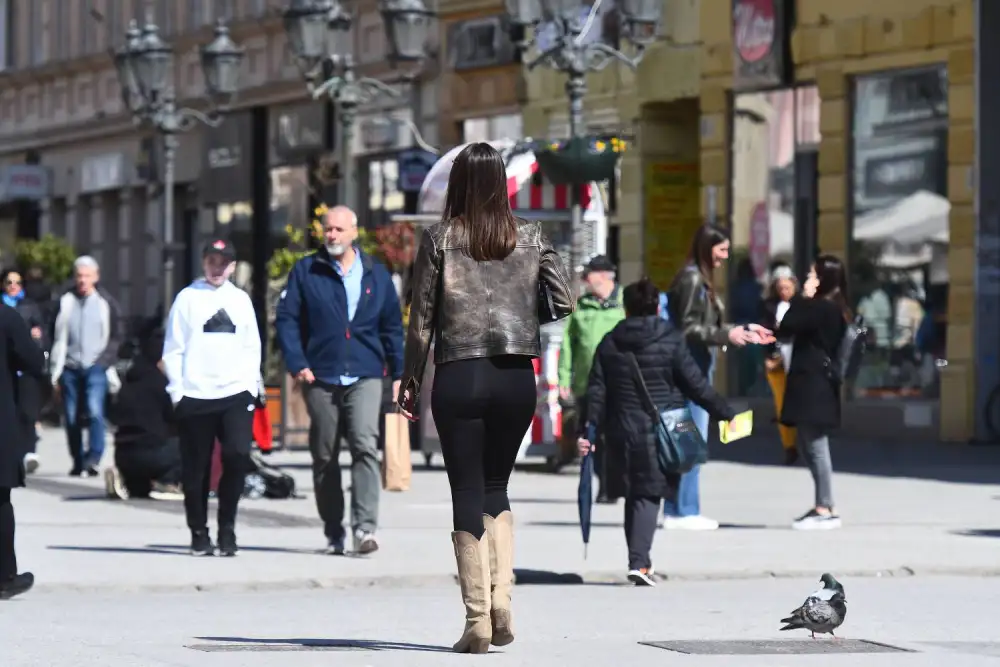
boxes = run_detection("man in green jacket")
[558,256,624,500]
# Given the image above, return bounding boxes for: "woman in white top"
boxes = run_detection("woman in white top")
[759,262,799,465]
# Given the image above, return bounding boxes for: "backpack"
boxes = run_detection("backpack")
[246,451,299,499]
[828,315,868,384]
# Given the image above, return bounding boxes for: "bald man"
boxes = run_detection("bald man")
[275,206,404,556]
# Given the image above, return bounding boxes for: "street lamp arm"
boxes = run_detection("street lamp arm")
[309,75,344,100]
[356,77,402,99]
[525,45,563,71]
[172,106,226,130]
[582,42,646,71]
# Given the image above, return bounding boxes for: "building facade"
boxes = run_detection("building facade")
[0,0,437,324]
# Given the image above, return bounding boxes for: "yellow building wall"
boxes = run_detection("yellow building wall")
[699,0,976,441]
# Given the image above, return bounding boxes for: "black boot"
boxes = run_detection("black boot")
[217,526,238,557]
[0,573,34,600]
[190,529,214,557]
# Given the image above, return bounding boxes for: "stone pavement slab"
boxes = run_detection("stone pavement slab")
[3,576,1000,667]
[13,427,1000,592]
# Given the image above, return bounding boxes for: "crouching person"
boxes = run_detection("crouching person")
[162,239,262,557]
[105,327,183,500]
[577,278,737,585]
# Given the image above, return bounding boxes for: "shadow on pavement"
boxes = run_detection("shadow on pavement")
[512,568,617,586]
[526,520,770,530]
[952,529,1000,539]
[509,497,576,505]
[47,544,327,556]
[193,636,453,653]
[707,434,1000,486]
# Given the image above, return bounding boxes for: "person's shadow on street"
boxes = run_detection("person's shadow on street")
[191,636,453,653]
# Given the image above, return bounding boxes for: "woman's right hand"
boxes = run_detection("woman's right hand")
[803,273,819,298]
[577,437,593,456]
[727,325,754,347]
[397,387,419,421]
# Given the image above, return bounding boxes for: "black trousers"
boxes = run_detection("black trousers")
[0,488,15,581]
[114,437,182,498]
[431,355,536,539]
[175,393,254,533]
[624,495,660,570]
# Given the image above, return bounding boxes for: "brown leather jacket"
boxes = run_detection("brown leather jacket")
[399,219,574,399]
[667,265,734,347]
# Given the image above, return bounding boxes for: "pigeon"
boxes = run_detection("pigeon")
[779,573,847,639]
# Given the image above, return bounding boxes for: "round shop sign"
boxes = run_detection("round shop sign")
[733,0,776,63]
[749,202,771,278]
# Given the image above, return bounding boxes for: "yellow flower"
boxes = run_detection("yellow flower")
[595,140,606,152]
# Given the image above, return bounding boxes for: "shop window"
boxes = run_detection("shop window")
[728,85,821,398]
[849,66,948,400]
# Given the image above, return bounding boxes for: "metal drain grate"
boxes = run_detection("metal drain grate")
[640,639,915,655]
[187,643,367,652]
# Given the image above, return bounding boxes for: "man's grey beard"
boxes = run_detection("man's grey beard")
[326,243,346,256]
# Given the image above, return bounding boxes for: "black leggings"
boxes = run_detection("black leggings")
[0,488,15,580]
[431,355,536,539]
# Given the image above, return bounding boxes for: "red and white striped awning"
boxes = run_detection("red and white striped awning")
[418,141,597,219]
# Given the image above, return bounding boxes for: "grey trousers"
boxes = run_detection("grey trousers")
[304,379,383,540]
[797,426,834,510]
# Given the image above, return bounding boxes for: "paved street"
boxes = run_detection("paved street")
[3,427,999,664]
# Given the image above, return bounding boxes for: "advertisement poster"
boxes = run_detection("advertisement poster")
[644,162,701,290]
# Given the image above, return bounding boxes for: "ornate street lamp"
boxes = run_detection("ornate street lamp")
[505,0,662,276]
[114,14,244,314]
[283,0,435,210]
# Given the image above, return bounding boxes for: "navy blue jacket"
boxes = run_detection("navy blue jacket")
[274,247,404,382]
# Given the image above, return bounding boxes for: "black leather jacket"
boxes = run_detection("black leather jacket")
[399,219,574,400]
[667,265,734,347]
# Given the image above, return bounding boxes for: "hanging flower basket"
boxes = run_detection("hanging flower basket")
[532,136,626,185]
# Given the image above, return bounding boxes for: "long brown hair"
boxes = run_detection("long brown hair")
[442,142,518,261]
[684,223,730,297]
[814,254,852,322]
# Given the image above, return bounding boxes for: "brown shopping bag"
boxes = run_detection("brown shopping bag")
[382,413,412,491]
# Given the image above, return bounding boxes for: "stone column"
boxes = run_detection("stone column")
[87,194,104,269]
[38,198,51,237]
[65,195,78,250]
[118,188,133,316]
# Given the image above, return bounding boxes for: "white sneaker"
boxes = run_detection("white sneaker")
[792,510,842,531]
[353,529,379,554]
[104,468,128,500]
[627,568,656,586]
[23,453,39,475]
[662,515,719,531]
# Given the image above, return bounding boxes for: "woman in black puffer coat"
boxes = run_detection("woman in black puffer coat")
[577,278,736,585]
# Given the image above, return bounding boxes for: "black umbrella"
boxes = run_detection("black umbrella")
[577,424,596,559]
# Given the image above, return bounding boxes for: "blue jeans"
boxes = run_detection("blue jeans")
[663,347,714,517]
[61,365,108,471]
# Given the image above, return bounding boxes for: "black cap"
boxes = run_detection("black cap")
[203,238,236,262]
[582,255,616,276]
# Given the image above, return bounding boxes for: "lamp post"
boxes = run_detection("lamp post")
[505,0,661,276]
[283,0,434,211]
[113,15,244,315]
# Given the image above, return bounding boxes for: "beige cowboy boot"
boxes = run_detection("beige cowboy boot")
[483,512,515,646]
[451,531,493,653]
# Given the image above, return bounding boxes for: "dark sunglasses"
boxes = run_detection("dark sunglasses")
[4,279,21,286]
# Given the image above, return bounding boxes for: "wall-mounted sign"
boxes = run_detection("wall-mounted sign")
[731,0,793,91]
[0,164,51,201]
[80,153,125,193]
[202,111,254,204]
[398,148,438,193]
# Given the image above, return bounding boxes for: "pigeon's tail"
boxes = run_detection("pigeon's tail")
[779,622,804,632]
[780,613,802,625]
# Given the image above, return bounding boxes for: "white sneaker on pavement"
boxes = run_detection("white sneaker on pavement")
[353,529,379,554]
[23,453,39,475]
[661,515,719,531]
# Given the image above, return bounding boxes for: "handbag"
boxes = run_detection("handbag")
[624,352,708,475]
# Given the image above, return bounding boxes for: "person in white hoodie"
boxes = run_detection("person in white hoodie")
[162,239,262,557]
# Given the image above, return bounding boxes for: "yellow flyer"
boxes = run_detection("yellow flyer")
[719,410,753,444]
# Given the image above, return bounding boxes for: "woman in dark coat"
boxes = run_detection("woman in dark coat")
[0,302,47,599]
[776,255,849,531]
[1,269,48,474]
[577,278,736,586]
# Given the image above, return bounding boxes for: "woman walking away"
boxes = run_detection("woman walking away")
[0,301,46,600]
[576,278,737,585]
[398,142,574,653]
[776,255,849,531]
[760,262,799,465]
[664,225,773,530]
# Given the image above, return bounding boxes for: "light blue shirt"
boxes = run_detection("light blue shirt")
[332,247,363,386]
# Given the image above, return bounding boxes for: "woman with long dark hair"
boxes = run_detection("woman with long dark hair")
[776,254,849,530]
[664,224,772,530]
[398,142,574,652]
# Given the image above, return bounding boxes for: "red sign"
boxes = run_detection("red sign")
[733,0,776,63]
[731,0,790,91]
[749,202,770,278]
